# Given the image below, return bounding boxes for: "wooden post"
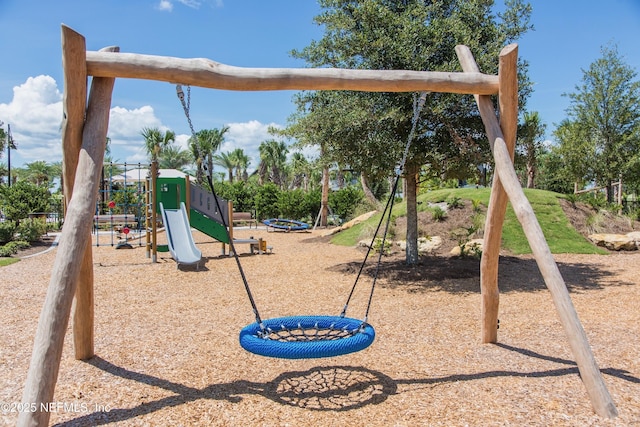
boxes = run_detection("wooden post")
[18,63,116,426]
[473,44,519,344]
[59,26,96,362]
[72,46,118,362]
[151,160,158,263]
[456,44,617,419]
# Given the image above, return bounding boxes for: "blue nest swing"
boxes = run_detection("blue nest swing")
[240,315,375,359]
[263,218,310,231]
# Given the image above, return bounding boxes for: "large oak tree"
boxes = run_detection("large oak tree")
[287,0,533,263]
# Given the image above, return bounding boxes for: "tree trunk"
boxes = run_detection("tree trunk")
[320,165,329,226]
[526,163,535,188]
[360,172,379,207]
[405,164,419,265]
[606,180,614,203]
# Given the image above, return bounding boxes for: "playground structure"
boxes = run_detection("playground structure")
[88,162,263,262]
[155,169,268,258]
[93,163,149,249]
[17,25,618,426]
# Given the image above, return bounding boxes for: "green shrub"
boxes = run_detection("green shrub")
[254,183,280,220]
[471,199,484,213]
[277,189,309,220]
[329,186,364,221]
[471,213,486,236]
[430,206,447,221]
[0,221,16,244]
[215,180,256,214]
[0,240,29,257]
[372,237,392,255]
[0,181,52,222]
[446,195,464,209]
[17,218,47,242]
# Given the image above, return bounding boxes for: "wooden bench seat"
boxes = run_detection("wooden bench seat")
[232,212,258,228]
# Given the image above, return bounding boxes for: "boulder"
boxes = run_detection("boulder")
[450,239,484,257]
[396,236,443,254]
[627,231,640,249]
[588,233,637,251]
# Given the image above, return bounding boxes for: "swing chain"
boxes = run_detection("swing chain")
[397,92,428,177]
[176,84,198,141]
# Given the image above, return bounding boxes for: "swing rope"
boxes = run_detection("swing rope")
[176,84,265,331]
[175,84,427,359]
[340,92,428,323]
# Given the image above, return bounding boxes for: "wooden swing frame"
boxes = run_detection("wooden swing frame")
[18,25,617,426]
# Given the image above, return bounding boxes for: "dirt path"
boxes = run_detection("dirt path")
[1,227,639,426]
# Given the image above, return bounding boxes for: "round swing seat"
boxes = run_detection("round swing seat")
[239,315,375,359]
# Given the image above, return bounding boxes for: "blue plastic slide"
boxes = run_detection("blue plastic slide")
[159,202,202,268]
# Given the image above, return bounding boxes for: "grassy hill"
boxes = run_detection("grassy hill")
[331,188,611,255]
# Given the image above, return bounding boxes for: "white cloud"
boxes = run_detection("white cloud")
[0,76,63,165]
[220,120,279,172]
[0,75,167,167]
[157,0,173,12]
[177,0,201,8]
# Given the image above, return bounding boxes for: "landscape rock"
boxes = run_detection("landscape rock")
[588,233,637,251]
[450,238,484,257]
[396,236,443,254]
[627,231,640,249]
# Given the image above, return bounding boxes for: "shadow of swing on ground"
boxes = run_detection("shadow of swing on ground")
[52,349,639,426]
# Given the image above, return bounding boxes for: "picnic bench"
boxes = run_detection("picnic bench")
[232,212,258,228]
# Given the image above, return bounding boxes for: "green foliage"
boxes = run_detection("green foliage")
[17,218,47,242]
[329,187,364,221]
[215,180,256,214]
[556,43,640,200]
[585,212,605,234]
[516,111,547,188]
[430,206,447,222]
[109,187,142,215]
[471,199,484,213]
[0,220,16,244]
[446,195,464,209]
[371,237,392,255]
[253,182,280,220]
[276,189,309,221]
[471,213,486,236]
[0,240,29,257]
[0,181,52,221]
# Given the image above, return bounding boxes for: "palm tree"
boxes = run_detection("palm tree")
[141,127,175,163]
[195,126,229,180]
[212,151,236,182]
[22,161,52,186]
[159,145,192,170]
[289,152,309,189]
[258,139,288,187]
[230,148,250,181]
[189,135,204,184]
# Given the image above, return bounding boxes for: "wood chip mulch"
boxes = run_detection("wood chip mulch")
[1,227,639,426]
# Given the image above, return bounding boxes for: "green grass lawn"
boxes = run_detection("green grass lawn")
[0,257,21,267]
[332,187,607,255]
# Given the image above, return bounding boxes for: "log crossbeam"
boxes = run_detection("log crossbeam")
[85,51,499,95]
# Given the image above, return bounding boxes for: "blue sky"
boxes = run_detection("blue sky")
[1,0,639,173]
